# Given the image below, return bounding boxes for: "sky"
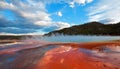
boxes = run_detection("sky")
[0,0,120,35]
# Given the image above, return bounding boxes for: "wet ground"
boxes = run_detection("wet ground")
[0,40,120,69]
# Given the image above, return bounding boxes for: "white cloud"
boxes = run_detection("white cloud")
[20,11,51,21]
[0,0,51,24]
[73,0,93,4]
[35,21,71,30]
[34,21,52,26]
[0,0,50,21]
[0,0,93,34]
[88,0,120,24]
[54,22,71,30]
[57,11,62,17]
[69,0,93,8]
[89,14,103,22]
[86,0,93,3]
[73,0,88,4]
[0,1,16,9]
[0,0,71,28]
[69,2,75,8]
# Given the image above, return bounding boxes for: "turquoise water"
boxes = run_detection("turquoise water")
[40,35,120,42]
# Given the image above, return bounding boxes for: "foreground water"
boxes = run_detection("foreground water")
[0,40,120,69]
[40,35,120,42]
[0,35,120,69]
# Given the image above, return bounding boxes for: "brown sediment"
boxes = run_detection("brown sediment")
[36,46,119,69]
[0,40,20,44]
[0,40,120,69]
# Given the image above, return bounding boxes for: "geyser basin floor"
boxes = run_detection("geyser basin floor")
[0,40,120,69]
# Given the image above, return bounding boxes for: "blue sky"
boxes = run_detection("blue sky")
[0,0,120,35]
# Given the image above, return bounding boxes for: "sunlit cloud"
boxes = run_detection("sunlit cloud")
[57,11,63,17]
[0,0,73,34]
[87,0,120,24]
[69,0,93,8]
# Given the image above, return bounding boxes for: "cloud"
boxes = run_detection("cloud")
[29,0,93,8]
[0,0,51,22]
[42,22,70,32]
[55,22,71,29]
[0,0,93,34]
[69,2,75,8]
[73,0,93,4]
[57,11,62,17]
[87,0,120,24]
[0,1,16,10]
[69,0,93,8]
[0,16,42,34]
[0,27,35,34]
[0,0,72,34]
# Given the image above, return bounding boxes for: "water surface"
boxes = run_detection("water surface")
[40,35,120,42]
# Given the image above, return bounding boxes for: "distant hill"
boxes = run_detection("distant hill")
[0,35,32,40]
[44,22,120,36]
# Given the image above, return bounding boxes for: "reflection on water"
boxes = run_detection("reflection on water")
[36,45,120,69]
[94,46,120,53]
[40,35,120,42]
[0,42,23,47]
